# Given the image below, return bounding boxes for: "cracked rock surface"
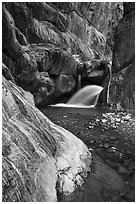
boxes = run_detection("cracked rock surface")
[2,76,92,202]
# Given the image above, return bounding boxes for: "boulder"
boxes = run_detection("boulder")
[2,76,92,202]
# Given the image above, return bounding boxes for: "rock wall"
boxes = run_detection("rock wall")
[2,2,122,106]
[2,76,92,202]
[112,3,135,73]
[109,2,135,109]
[98,2,135,110]
[2,2,135,202]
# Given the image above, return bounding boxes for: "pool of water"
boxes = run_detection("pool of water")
[41,106,135,202]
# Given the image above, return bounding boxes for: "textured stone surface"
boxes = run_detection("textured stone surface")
[2,2,123,106]
[112,7,135,73]
[17,71,55,107]
[98,3,135,109]
[110,2,135,109]
[2,76,92,202]
[2,63,15,83]
[3,2,134,110]
[109,63,135,109]
[56,75,75,94]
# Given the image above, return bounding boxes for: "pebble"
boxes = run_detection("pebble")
[103,126,108,130]
[90,140,96,144]
[88,125,94,129]
[102,119,107,123]
[111,146,117,150]
[110,118,115,123]
[104,143,110,148]
[119,153,123,159]
[118,166,127,174]
[110,136,115,140]
[98,144,104,148]
[115,118,121,122]
[89,148,93,151]
[108,147,116,153]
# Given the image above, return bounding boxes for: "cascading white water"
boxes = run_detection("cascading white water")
[107,63,112,104]
[78,74,82,90]
[68,85,103,105]
[50,85,103,108]
[57,73,63,90]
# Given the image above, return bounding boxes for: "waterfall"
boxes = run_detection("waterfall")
[57,74,63,90]
[68,85,103,105]
[107,63,112,104]
[78,74,81,90]
[50,85,103,108]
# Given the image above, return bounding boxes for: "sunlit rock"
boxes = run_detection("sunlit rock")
[2,76,92,202]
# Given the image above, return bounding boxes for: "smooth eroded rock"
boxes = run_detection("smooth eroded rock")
[2,76,92,202]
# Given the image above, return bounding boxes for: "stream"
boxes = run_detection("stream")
[41,106,135,202]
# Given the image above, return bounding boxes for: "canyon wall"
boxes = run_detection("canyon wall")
[2,2,135,202]
[98,2,135,110]
[2,2,123,107]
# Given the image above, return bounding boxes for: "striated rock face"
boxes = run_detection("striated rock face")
[2,2,134,109]
[2,76,92,202]
[2,2,122,106]
[112,3,135,73]
[98,2,135,110]
[108,63,135,109]
[109,2,135,109]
